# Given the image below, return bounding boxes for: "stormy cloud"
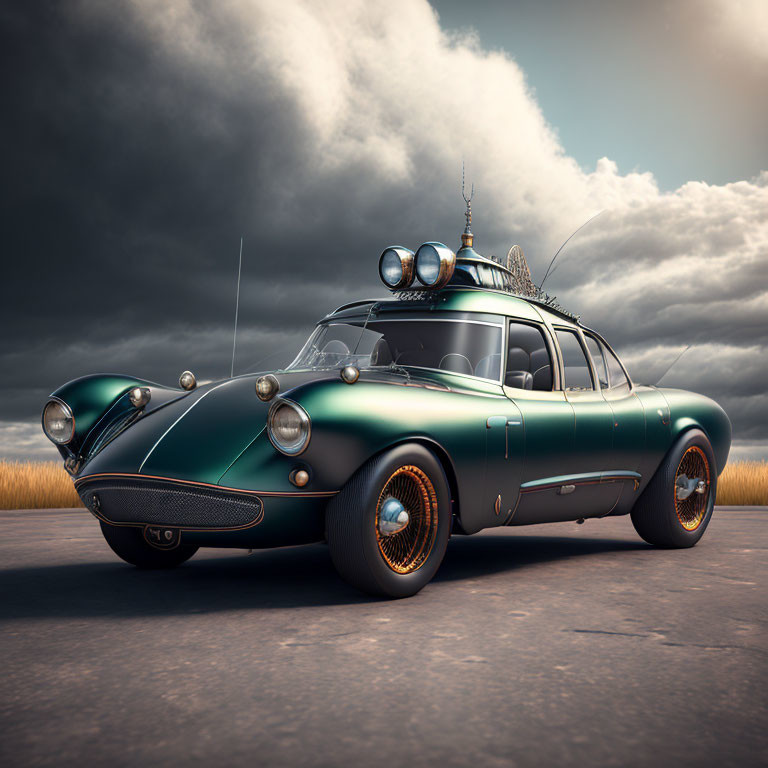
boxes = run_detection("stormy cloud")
[1,0,766,461]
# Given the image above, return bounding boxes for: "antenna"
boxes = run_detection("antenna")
[539,210,604,289]
[230,237,243,379]
[655,344,692,386]
[461,161,475,247]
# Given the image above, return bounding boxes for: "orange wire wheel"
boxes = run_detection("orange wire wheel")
[375,465,439,574]
[673,445,711,531]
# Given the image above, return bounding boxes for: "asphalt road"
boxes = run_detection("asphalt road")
[0,508,765,768]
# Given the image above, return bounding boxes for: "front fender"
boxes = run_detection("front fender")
[663,388,732,474]
[220,376,501,527]
[48,373,181,458]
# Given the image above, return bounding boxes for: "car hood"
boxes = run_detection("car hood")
[77,366,481,485]
[78,370,337,484]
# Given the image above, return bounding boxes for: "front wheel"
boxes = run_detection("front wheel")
[100,522,198,569]
[326,444,452,598]
[630,429,717,548]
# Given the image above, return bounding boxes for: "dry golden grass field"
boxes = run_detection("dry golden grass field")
[0,459,766,510]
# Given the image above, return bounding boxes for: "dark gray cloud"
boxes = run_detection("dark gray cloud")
[1,1,766,461]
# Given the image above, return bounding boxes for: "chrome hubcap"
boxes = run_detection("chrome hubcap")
[674,447,710,531]
[378,497,410,536]
[675,473,706,501]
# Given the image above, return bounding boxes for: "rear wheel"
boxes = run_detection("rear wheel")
[326,444,452,598]
[100,521,198,569]
[630,429,717,548]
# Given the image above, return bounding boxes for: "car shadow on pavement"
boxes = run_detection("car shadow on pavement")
[0,532,647,619]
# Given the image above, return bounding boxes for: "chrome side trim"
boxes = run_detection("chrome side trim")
[520,470,641,493]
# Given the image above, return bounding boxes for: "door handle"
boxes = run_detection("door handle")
[486,416,521,428]
[486,416,522,459]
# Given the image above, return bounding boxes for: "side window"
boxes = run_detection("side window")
[505,321,553,391]
[602,341,631,394]
[584,335,609,389]
[554,329,594,391]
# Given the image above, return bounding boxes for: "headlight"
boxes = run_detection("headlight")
[267,399,311,455]
[379,246,415,290]
[415,242,455,289]
[42,399,75,445]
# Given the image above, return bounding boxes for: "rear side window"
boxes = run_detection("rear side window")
[603,342,631,393]
[555,329,594,391]
[505,322,553,391]
[584,335,609,389]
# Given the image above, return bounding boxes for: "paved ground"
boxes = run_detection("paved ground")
[0,508,765,768]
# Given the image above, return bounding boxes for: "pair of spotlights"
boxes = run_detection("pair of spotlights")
[379,242,456,291]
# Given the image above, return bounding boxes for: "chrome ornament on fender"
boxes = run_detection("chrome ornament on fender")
[179,370,197,390]
[256,373,280,401]
[128,386,151,409]
[340,365,360,384]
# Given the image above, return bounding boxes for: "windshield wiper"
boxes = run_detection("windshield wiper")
[387,361,411,383]
[351,301,377,357]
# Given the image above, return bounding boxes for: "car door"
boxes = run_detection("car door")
[495,319,578,524]
[510,324,622,523]
[583,332,645,471]
[583,331,652,511]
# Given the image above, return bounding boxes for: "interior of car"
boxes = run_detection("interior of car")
[504,322,553,391]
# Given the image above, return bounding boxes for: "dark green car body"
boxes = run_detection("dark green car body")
[48,287,731,551]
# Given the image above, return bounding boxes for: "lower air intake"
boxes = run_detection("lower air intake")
[77,477,263,530]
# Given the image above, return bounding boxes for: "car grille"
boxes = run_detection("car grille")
[77,476,263,530]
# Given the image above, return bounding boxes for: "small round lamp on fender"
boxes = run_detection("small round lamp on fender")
[256,374,280,402]
[179,370,197,390]
[128,387,151,409]
[290,469,310,488]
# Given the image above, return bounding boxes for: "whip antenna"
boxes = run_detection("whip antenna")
[230,237,243,378]
[539,210,604,289]
[655,344,692,386]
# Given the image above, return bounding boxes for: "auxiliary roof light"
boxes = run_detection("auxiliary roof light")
[378,246,415,290]
[414,242,456,289]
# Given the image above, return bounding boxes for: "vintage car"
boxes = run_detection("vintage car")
[42,218,731,598]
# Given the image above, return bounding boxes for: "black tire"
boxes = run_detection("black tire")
[630,429,717,548]
[100,522,198,569]
[326,444,452,598]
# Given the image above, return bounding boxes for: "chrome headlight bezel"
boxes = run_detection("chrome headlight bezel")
[266,398,311,456]
[379,246,415,290]
[414,241,456,289]
[42,398,75,445]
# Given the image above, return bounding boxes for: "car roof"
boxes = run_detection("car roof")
[330,287,581,329]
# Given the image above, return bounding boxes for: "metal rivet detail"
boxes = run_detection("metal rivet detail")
[340,365,360,384]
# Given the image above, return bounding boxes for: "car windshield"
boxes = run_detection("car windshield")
[287,313,504,382]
